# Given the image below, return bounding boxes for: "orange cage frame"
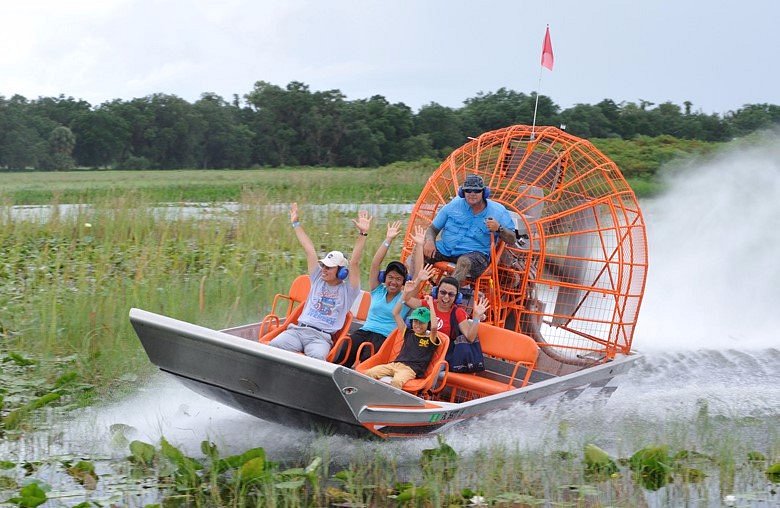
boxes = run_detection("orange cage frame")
[400,125,648,364]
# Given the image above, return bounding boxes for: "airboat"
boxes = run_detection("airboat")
[131,125,648,438]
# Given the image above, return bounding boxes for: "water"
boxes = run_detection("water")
[2,139,779,505]
[3,202,414,223]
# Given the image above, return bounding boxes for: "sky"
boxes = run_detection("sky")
[1,0,778,115]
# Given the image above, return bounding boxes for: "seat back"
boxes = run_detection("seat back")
[326,312,354,364]
[354,328,402,371]
[356,329,450,395]
[477,322,538,387]
[287,274,311,308]
[400,332,450,395]
[353,290,372,322]
[258,275,311,342]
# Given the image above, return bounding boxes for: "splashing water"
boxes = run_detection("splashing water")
[637,134,780,350]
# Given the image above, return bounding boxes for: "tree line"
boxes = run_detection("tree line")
[1,81,777,170]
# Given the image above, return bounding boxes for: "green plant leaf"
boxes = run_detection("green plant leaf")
[10,481,47,507]
[238,457,267,484]
[66,460,98,490]
[274,479,305,489]
[584,443,618,476]
[629,445,673,490]
[128,440,156,466]
[767,462,780,482]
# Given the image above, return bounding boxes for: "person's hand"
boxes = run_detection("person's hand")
[290,202,299,224]
[401,280,417,300]
[353,210,372,234]
[386,220,402,242]
[485,217,500,233]
[411,224,425,245]
[415,263,435,284]
[423,238,436,258]
[424,294,440,328]
[472,295,490,320]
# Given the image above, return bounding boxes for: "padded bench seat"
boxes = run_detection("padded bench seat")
[445,322,538,400]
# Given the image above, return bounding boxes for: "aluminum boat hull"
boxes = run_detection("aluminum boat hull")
[130,308,640,438]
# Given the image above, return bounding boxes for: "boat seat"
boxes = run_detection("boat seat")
[356,328,450,397]
[326,313,353,365]
[258,275,310,342]
[260,310,354,365]
[257,273,354,364]
[352,290,372,322]
[446,322,538,401]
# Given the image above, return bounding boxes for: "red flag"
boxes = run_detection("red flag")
[541,26,554,71]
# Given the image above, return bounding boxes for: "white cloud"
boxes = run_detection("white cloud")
[1,0,777,111]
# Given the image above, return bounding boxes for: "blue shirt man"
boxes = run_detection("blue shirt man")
[423,174,516,284]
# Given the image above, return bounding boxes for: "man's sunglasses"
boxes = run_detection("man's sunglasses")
[437,290,458,297]
[462,189,482,194]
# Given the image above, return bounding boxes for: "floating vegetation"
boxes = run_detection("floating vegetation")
[583,443,619,479]
[0,432,778,506]
[629,445,673,490]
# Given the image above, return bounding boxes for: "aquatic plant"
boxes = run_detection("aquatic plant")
[629,445,673,490]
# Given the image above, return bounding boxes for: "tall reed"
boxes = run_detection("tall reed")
[0,189,408,395]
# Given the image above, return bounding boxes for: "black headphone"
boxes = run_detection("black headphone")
[378,261,411,283]
[431,285,463,305]
[458,175,491,200]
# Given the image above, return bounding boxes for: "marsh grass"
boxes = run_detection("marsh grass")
[0,162,434,205]
[0,189,408,412]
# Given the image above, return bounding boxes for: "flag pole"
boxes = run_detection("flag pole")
[531,66,543,140]
[532,24,554,141]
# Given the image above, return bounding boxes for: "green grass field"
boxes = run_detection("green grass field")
[0,162,436,205]
[0,157,665,205]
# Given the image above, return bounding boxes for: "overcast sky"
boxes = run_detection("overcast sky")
[2,0,777,115]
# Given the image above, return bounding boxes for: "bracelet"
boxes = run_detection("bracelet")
[359,232,368,237]
[291,221,300,228]
[383,240,391,248]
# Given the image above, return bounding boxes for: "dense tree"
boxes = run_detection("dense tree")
[0,84,777,171]
[40,126,76,170]
[726,104,780,137]
[194,93,253,168]
[71,108,131,167]
[414,102,465,156]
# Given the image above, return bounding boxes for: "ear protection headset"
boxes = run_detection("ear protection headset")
[457,175,491,200]
[336,266,349,280]
[378,261,411,283]
[431,285,463,305]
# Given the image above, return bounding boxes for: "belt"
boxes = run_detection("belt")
[298,322,333,336]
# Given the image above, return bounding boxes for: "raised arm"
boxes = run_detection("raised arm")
[458,295,489,342]
[368,220,402,291]
[290,202,319,273]
[348,210,372,289]
[393,280,415,331]
[407,224,426,280]
[423,294,439,332]
[402,263,435,309]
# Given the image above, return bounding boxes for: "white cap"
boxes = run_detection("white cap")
[320,250,347,267]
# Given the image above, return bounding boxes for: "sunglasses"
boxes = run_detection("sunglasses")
[463,189,482,194]
[437,289,458,297]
